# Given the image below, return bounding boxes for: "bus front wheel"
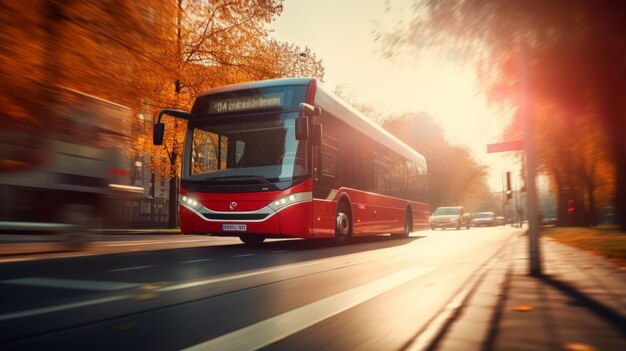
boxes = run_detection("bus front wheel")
[335,201,352,243]
[239,234,265,246]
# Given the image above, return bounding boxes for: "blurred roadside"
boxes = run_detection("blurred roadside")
[542,226,626,268]
[429,233,626,351]
[0,228,181,259]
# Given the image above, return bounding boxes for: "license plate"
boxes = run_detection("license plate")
[222,224,247,232]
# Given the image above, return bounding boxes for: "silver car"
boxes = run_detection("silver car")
[472,212,497,226]
[429,206,471,230]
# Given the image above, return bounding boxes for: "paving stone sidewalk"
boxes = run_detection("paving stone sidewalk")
[435,233,626,351]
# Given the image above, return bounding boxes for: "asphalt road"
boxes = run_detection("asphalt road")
[0,226,523,350]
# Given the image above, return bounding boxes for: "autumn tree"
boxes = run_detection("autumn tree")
[0,1,171,118]
[145,0,325,227]
[379,1,626,229]
[383,112,491,211]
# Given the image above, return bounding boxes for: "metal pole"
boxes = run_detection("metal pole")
[520,43,542,276]
[501,171,506,220]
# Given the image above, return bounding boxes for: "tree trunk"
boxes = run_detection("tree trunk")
[167,175,178,228]
[167,150,178,228]
[586,182,597,227]
[615,147,626,230]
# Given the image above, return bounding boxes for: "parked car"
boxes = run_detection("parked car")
[541,217,557,226]
[472,212,497,226]
[429,206,471,230]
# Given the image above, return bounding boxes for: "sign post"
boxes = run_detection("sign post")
[487,45,542,277]
[519,44,542,277]
[487,140,524,153]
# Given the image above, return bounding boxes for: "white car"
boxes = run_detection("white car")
[472,212,497,226]
[429,206,471,230]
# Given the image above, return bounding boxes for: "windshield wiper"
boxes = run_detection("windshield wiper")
[211,175,279,190]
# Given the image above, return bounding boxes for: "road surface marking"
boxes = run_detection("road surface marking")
[271,250,289,253]
[181,259,213,264]
[234,254,256,258]
[1,277,140,291]
[0,258,30,263]
[159,268,298,292]
[159,246,426,293]
[184,266,435,351]
[109,265,153,272]
[106,239,207,247]
[0,295,128,322]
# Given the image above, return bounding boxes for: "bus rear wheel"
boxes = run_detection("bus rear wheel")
[392,209,412,238]
[335,201,352,243]
[239,235,265,246]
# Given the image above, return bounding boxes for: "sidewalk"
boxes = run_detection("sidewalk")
[0,228,181,257]
[434,233,626,351]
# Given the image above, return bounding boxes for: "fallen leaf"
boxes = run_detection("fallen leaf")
[563,342,597,351]
[135,293,158,301]
[513,304,534,312]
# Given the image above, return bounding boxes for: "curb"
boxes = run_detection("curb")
[403,232,520,350]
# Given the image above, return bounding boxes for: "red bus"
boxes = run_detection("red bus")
[154,78,428,244]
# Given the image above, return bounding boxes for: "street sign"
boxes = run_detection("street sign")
[487,140,525,153]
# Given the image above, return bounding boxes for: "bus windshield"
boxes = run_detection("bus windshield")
[188,112,307,183]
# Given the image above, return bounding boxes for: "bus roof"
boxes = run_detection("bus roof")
[197,78,311,97]
[197,78,426,168]
[314,84,426,169]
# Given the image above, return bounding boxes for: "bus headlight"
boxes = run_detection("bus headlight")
[181,195,200,209]
[269,193,311,211]
[274,196,292,207]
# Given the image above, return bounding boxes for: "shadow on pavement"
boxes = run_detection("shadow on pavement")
[540,273,626,335]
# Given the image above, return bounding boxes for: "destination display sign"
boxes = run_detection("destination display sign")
[208,93,285,114]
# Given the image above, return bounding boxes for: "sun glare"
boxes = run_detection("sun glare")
[271,0,516,191]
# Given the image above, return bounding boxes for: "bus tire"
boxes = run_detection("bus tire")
[393,208,412,238]
[404,208,413,237]
[239,235,265,246]
[335,200,352,243]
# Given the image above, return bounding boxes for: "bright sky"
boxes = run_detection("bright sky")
[269,0,518,191]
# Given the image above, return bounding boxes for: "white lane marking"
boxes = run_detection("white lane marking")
[0,295,128,322]
[184,266,435,351]
[109,265,153,272]
[0,258,30,263]
[106,239,207,247]
[234,254,256,258]
[159,268,290,292]
[159,245,425,293]
[1,277,140,291]
[181,259,213,264]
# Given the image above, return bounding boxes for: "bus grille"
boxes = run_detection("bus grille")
[202,213,269,221]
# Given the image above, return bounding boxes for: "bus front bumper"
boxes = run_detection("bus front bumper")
[179,201,313,239]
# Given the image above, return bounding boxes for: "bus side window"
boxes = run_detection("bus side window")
[374,147,391,196]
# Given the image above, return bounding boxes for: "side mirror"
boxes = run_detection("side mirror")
[299,103,321,118]
[153,109,190,146]
[153,123,165,145]
[297,103,321,141]
[295,116,309,140]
